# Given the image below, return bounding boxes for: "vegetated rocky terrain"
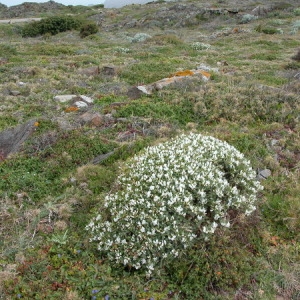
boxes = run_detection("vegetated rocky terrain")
[0,0,300,299]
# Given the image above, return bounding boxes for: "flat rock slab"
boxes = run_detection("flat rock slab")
[136,67,215,95]
[0,119,37,159]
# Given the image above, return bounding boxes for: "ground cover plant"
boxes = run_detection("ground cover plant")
[0,0,300,299]
[87,133,263,276]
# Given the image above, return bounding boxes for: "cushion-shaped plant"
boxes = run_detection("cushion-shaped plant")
[87,133,263,276]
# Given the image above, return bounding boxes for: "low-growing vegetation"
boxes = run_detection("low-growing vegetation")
[0,0,299,299]
[21,15,83,37]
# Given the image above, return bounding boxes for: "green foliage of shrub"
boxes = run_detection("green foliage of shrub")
[22,16,82,37]
[79,22,99,38]
[165,225,263,298]
[255,24,281,34]
[250,52,278,61]
[87,133,263,276]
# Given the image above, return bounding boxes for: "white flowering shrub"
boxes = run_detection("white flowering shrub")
[87,133,263,276]
[191,42,211,50]
[114,47,131,53]
[240,14,258,24]
[127,33,152,43]
[291,20,300,34]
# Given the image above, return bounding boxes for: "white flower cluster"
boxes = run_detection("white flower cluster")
[114,47,131,54]
[191,42,211,50]
[87,133,263,276]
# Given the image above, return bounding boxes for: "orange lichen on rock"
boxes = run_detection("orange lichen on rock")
[65,106,79,112]
[172,70,195,77]
[198,70,211,79]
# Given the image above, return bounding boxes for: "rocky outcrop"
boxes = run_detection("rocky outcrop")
[0,1,65,18]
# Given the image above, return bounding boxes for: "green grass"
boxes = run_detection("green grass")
[0,0,300,298]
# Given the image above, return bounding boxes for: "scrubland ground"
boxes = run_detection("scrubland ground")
[0,0,300,299]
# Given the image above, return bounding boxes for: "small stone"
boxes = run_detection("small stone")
[79,95,94,104]
[75,101,88,108]
[54,95,77,103]
[137,85,153,95]
[79,112,104,126]
[92,151,115,164]
[257,169,271,180]
[9,90,21,96]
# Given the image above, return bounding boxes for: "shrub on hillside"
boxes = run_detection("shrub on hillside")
[191,42,211,50]
[22,16,82,37]
[129,32,152,43]
[79,22,98,38]
[291,20,300,34]
[240,14,258,24]
[255,24,281,34]
[87,133,263,276]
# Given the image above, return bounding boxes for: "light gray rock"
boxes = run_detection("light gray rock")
[92,150,115,164]
[54,95,77,103]
[79,95,94,104]
[9,90,21,96]
[75,101,88,108]
[257,169,272,180]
